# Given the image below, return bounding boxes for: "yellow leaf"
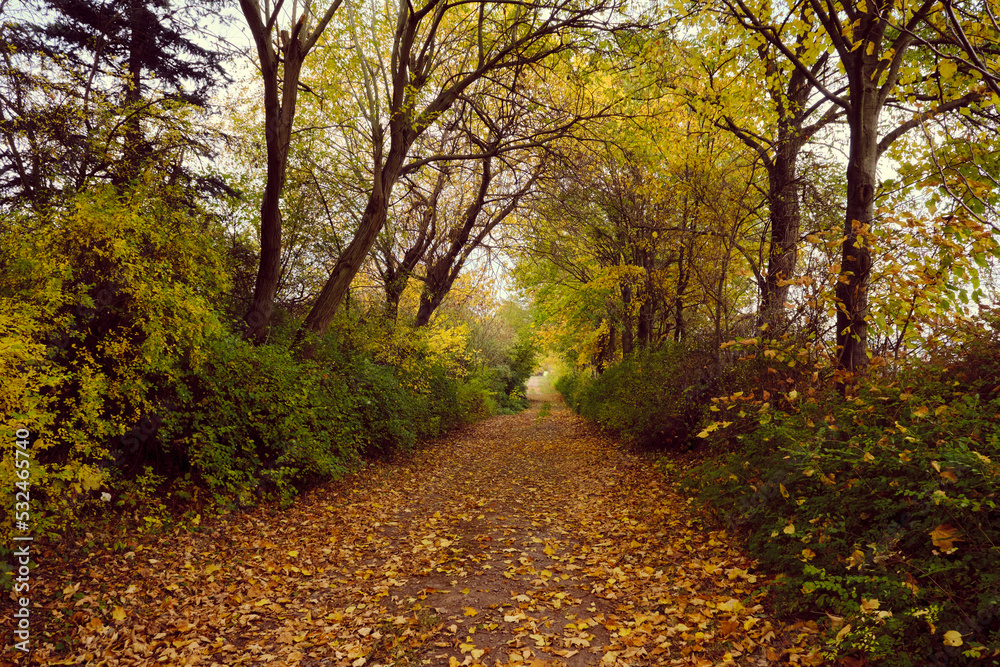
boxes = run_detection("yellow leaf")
[940,60,958,80]
[287,550,299,557]
[860,598,880,613]
[943,630,963,646]
[78,465,104,492]
[783,523,795,535]
[929,524,962,550]
[464,606,478,617]
[779,484,789,498]
[863,451,875,461]
[913,405,929,418]
[112,606,126,622]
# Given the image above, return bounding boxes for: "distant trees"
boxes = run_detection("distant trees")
[225,0,633,347]
[669,27,842,334]
[517,106,762,370]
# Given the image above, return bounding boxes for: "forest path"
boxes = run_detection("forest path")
[20,383,825,667]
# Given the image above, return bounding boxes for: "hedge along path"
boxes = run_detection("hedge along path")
[13,385,827,667]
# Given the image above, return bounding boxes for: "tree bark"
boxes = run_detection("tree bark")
[239,1,344,344]
[836,93,877,376]
[301,147,403,342]
[412,154,535,328]
[759,127,802,329]
[621,283,634,355]
[120,0,144,185]
[240,10,317,344]
[379,170,445,321]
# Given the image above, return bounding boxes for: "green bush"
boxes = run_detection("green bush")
[558,342,716,448]
[686,328,1000,665]
[0,182,228,541]
[554,368,590,411]
[159,334,364,504]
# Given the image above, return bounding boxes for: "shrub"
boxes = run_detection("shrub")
[0,182,227,542]
[686,323,1000,665]
[558,342,716,449]
[555,367,590,411]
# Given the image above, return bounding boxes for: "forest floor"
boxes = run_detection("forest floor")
[5,380,827,667]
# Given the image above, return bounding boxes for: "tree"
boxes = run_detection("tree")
[238,0,346,344]
[43,0,226,181]
[667,27,842,333]
[0,0,227,210]
[516,101,762,371]
[294,0,629,352]
[724,0,997,377]
[373,166,448,322]
[413,148,542,327]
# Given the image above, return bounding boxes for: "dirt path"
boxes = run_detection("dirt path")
[10,387,825,666]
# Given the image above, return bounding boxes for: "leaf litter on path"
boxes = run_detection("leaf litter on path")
[5,396,826,666]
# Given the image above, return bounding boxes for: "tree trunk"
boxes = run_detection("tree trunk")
[637,290,652,348]
[384,277,404,322]
[836,66,879,377]
[607,320,617,366]
[673,221,690,343]
[413,245,461,327]
[836,134,876,376]
[241,14,307,345]
[411,155,527,329]
[379,171,445,321]
[636,246,654,347]
[118,0,145,185]
[301,165,398,344]
[760,135,801,329]
[621,283,634,355]
[414,263,448,327]
[755,61,811,333]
